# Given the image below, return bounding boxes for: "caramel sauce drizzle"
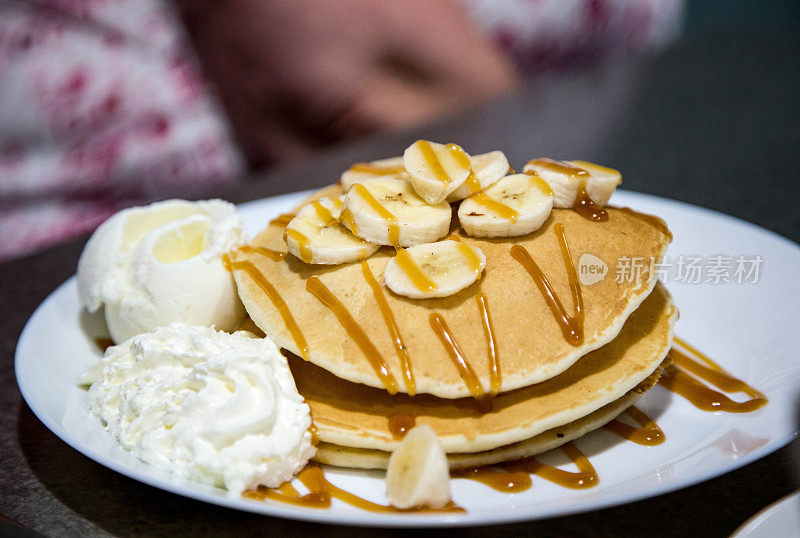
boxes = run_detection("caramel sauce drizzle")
[339,206,359,236]
[394,246,438,292]
[246,464,464,513]
[416,140,454,185]
[348,163,406,176]
[526,158,607,222]
[429,313,487,405]
[456,242,484,278]
[470,192,520,222]
[527,158,589,178]
[351,183,400,245]
[94,337,114,353]
[236,245,286,262]
[223,256,309,359]
[603,406,665,446]
[613,207,673,241]
[452,467,532,493]
[285,229,312,263]
[468,173,551,222]
[456,443,598,492]
[573,181,608,222]
[311,200,334,223]
[660,338,768,413]
[306,276,399,394]
[475,293,501,395]
[513,443,598,489]
[387,414,416,439]
[309,424,320,446]
[510,223,584,345]
[269,213,296,229]
[361,260,416,395]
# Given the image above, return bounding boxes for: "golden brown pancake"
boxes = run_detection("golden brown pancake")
[289,282,676,453]
[233,185,672,398]
[312,369,661,470]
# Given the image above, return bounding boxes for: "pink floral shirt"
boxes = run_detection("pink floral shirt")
[0,0,681,261]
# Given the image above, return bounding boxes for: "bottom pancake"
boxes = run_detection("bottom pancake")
[312,364,665,470]
[289,282,677,454]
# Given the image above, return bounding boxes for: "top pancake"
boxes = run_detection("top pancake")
[233,185,672,398]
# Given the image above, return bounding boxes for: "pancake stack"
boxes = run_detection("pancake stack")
[231,158,675,470]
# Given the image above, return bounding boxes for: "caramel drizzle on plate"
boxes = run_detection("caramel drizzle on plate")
[513,442,598,489]
[456,443,598,492]
[510,223,584,345]
[603,406,665,446]
[306,276,399,394]
[361,260,416,395]
[223,255,309,359]
[659,337,768,413]
[387,414,416,440]
[429,313,488,405]
[245,464,464,512]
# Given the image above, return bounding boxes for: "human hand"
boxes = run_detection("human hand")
[180,0,520,166]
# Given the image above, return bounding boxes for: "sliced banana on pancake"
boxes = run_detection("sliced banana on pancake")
[446,150,511,202]
[523,158,621,208]
[386,425,451,509]
[340,156,407,190]
[384,240,486,299]
[285,197,379,264]
[458,173,554,238]
[341,178,451,247]
[403,140,472,204]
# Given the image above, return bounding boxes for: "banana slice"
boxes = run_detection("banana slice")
[523,158,621,208]
[285,197,379,264]
[386,425,451,509]
[446,150,510,202]
[383,240,485,299]
[341,178,451,247]
[340,156,407,190]
[458,173,554,238]
[403,140,472,204]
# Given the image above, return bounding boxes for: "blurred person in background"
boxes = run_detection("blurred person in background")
[0,0,681,261]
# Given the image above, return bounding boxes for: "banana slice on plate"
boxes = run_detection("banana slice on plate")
[285,197,379,264]
[386,425,451,509]
[383,240,486,299]
[340,178,451,247]
[458,173,554,238]
[339,156,407,190]
[523,158,621,208]
[446,150,510,202]
[403,140,472,204]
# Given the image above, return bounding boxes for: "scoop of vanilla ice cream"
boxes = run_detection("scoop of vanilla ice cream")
[85,326,315,495]
[77,199,246,343]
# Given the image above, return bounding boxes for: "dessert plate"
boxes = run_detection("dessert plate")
[731,491,800,538]
[15,190,800,527]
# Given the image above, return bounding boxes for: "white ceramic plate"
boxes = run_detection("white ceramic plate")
[731,491,800,538]
[15,190,800,527]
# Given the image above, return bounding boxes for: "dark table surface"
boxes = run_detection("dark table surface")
[2,24,799,538]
